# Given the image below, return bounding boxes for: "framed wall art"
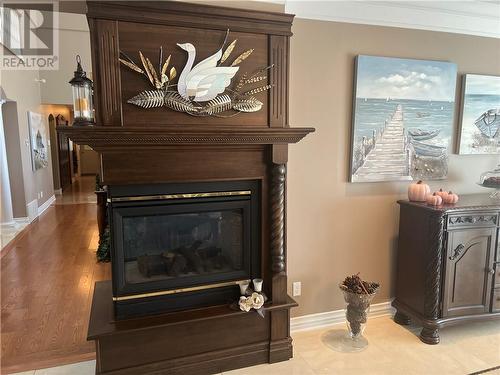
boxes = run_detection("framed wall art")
[28,111,49,171]
[350,55,457,183]
[458,74,500,155]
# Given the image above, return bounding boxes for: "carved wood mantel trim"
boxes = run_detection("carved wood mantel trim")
[56,126,314,150]
[89,19,122,127]
[87,1,294,36]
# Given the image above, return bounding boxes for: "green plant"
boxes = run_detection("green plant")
[95,174,104,192]
[96,226,110,262]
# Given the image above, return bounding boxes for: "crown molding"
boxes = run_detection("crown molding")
[285,0,500,39]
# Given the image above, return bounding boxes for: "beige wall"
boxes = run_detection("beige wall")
[39,13,91,105]
[1,12,91,215]
[287,19,500,317]
[2,102,27,217]
[1,69,55,213]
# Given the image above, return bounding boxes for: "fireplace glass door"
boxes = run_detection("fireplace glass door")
[123,209,244,283]
[111,194,256,297]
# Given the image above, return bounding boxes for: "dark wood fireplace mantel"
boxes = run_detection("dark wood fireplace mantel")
[66,2,315,373]
[57,125,314,150]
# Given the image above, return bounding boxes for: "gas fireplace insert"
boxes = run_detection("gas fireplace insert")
[108,180,261,318]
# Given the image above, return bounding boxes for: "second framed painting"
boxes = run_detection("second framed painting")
[350,55,457,183]
[458,74,500,155]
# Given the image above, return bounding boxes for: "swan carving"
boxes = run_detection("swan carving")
[120,31,273,116]
[176,42,239,102]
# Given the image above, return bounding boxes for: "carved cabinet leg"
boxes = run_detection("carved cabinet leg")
[394,311,411,325]
[420,326,440,345]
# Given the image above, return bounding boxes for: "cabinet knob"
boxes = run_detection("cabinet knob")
[488,268,495,275]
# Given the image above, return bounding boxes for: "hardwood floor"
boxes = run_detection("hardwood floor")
[1,203,111,374]
[55,175,97,205]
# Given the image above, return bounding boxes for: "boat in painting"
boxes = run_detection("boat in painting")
[408,129,440,141]
[474,108,500,139]
[410,139,447,157]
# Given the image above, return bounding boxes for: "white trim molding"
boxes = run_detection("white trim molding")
[38,195,56,216]
[285,1,500,39]
[27,199,39,223]
[291,300,395,333]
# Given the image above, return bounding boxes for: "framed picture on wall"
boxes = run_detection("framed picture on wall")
[28,111,49,171]
[458,74,500,155]
[350,55,457,183]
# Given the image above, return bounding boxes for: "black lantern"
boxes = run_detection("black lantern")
[69,55,94,126]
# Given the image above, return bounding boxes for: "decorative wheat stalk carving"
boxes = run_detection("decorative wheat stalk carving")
[220,39,237,64]
[231,49,254,66]
[199,95,232,116]
[242,85,272,97]
[164,92,198,113]
[127,90,164,109]
[232,97,263,113]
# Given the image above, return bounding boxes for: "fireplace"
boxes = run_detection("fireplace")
[109,180,260,317]
[58,2,314,374]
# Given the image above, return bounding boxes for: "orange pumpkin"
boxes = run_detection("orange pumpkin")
[435,189,448,199]
[426,192,443,206]
[444,191,459,204]
[408,180,430,202]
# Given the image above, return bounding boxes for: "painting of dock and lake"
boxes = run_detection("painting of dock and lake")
[350,55,457,183]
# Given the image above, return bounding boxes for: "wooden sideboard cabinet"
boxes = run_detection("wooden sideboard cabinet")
[393,194,500,344]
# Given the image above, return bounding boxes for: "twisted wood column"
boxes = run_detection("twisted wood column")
[424,211,445,320]
[421,211,445,344]
[271,164,286,275]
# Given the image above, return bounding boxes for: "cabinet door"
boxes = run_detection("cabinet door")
[442,228,496,317]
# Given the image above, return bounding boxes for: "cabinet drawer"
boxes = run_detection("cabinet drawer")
[493,289,500,312]
[447,212,498,230]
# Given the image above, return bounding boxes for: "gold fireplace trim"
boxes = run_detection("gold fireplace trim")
[113,279,249,301]
[108,190,251,203]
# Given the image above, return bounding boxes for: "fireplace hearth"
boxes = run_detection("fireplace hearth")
[109,181,260,318]
[58,1,314,374]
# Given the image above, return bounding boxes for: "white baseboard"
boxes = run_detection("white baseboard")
[26,199,38,223]
[291,300,395,333]
[0,221,16,229]
[54,188,63,195]
[14,217,30,225]
[38,195,56,216]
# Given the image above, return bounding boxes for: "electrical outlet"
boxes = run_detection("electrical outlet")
[40,191,44,198]
[292,281,301,297]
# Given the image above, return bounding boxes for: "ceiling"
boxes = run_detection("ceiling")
[284,0,500,38]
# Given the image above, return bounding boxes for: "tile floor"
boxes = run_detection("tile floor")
[0,219,29,248]
[12,316,500,375]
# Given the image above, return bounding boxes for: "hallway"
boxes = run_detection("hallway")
[1,201,110,373]
[55,175,97,205]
